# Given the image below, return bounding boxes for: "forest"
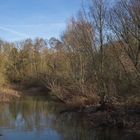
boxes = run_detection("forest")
[0,0,140,107]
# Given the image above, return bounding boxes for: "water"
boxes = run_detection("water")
[0,96,138,140]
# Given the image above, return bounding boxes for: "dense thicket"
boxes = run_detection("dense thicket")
[0,0,139,106]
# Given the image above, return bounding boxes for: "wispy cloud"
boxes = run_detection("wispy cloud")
[0,26,28,37]
[3,24,43,28]
[2,22,65,28]
[0,22,66,41]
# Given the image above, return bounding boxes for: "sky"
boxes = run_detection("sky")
[0,0,82,42]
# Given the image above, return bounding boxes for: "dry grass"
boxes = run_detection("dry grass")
[0,84,21,102]
[125,96,140,107]
[50,84,100,107]
[66,95,100,107]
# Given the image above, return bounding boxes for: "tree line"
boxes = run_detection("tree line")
[0,0,139,106]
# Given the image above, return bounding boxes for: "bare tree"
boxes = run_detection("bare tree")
[90,0,106,73]
[89,0,109,99]
[109,0,140,74]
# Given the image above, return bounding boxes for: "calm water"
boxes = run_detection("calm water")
[0,96,138,140]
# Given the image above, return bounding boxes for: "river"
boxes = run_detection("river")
[0,96,138,140]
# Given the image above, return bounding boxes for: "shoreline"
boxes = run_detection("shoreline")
[59,104,140,137]
[0,84,140,136]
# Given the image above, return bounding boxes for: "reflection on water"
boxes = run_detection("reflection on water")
[0,96,138,140]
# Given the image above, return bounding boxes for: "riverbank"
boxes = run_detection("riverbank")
[59,99,140,136]
[0,84,21,102]
[88,105,140,134]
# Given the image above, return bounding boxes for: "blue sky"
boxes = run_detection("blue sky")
[0,0,82,42]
